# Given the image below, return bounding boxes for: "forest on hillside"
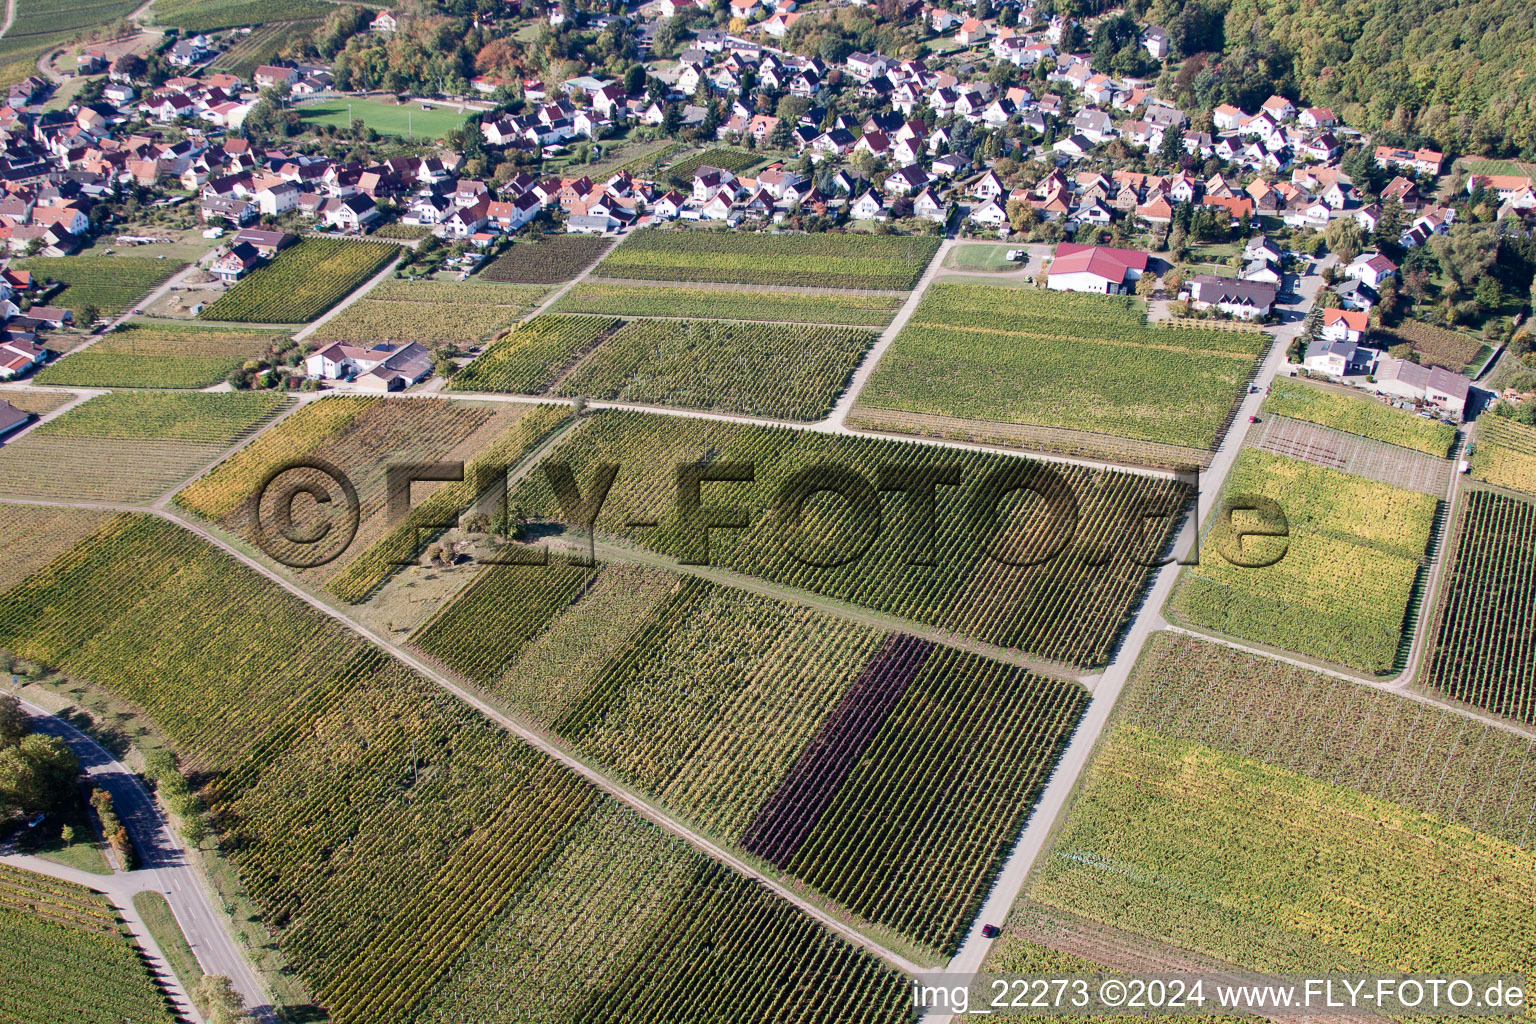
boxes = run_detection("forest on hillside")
[1138,0,1536,156]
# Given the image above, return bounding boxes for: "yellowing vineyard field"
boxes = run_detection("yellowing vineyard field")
[510,410,1190,667]
[413,562,1088,958]
[1169,448,1437,673]
[0,515,910,1023]
[1025,633,1536,981]
[0,391,289,504]
[1261,377,1456,456]
[1470,415,1536,495]
[0,865,178,1024]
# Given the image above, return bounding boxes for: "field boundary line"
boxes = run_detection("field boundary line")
[150,505,927,979]
[292,250,403,342]
[823,238,952,430]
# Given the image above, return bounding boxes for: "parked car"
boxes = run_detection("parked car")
[981,923,1001,938]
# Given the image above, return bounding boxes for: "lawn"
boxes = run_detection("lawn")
[297,98,469,140]
[853,284,1267,464]
[944,243,1024,272]
[1169,447,1437,673]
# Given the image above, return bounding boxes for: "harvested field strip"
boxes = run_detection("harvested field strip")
[739,633,932,865]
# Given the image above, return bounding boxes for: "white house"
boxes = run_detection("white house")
[1319,307,1368,344]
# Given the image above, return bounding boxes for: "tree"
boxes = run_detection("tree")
[1136,273,1159,298]
[0,734,77,815]
[1158,125,1183,166]
[1324,218,1366,263]
[1005,199,1031,233]
[624,63,646,95]
[0,694,25,748]
[195,976,257,1024]
[1475,275,1504,308]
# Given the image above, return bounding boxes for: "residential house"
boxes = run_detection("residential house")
[305,341,432,390]
[1303,337,1374,377]
[1187,275,1277,319]
[210,241,262,282]
[1344,252,1398,287]
[1320,307,1369,344]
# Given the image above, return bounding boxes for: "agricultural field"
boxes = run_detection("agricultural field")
[1470,414,1536,495]
[853,286,1267,464]
[1375,318,1494,375]
[1023,631,1536,980]
[662,148,761,187]
[0,865,178,1024]
[1169,448,1438,673]
[477,235,613,285]
[508,410,1189,667]
[594,230,941,290]
[297,97,469,140]
[0,514,909,1023]
[32,322,290,388]
[0,503,115,591]
[0,388,73,416]
[174,396,568,600]
[448,313,617,394]
[202,238,399,323]
[1425,489,1536,724]
[555,317,876,420]
[209,19,324,77]
[415,567,1088,957]
[1261,377,1457,455]
[150,0,342,31]
[0,391,288,503]
[555,282,904,325]
[1125,632,1536,846]
[0,0,141,86]
[17,255,187,319]
[310,279,549,346]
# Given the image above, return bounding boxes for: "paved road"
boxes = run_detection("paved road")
[2,698,276,1023]
[824,238,953,430]
[936,258,1336,996]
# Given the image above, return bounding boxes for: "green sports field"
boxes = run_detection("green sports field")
[297,98,469,140]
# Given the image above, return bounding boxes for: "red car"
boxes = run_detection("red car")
[1248,414,1260,423]
[981,924,1001,939]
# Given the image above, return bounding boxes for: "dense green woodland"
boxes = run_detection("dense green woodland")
[1143,0,1536,155]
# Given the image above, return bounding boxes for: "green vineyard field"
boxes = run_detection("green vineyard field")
[594,230,940,290]
[202,238,399,323]
[856,285,1267,455]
